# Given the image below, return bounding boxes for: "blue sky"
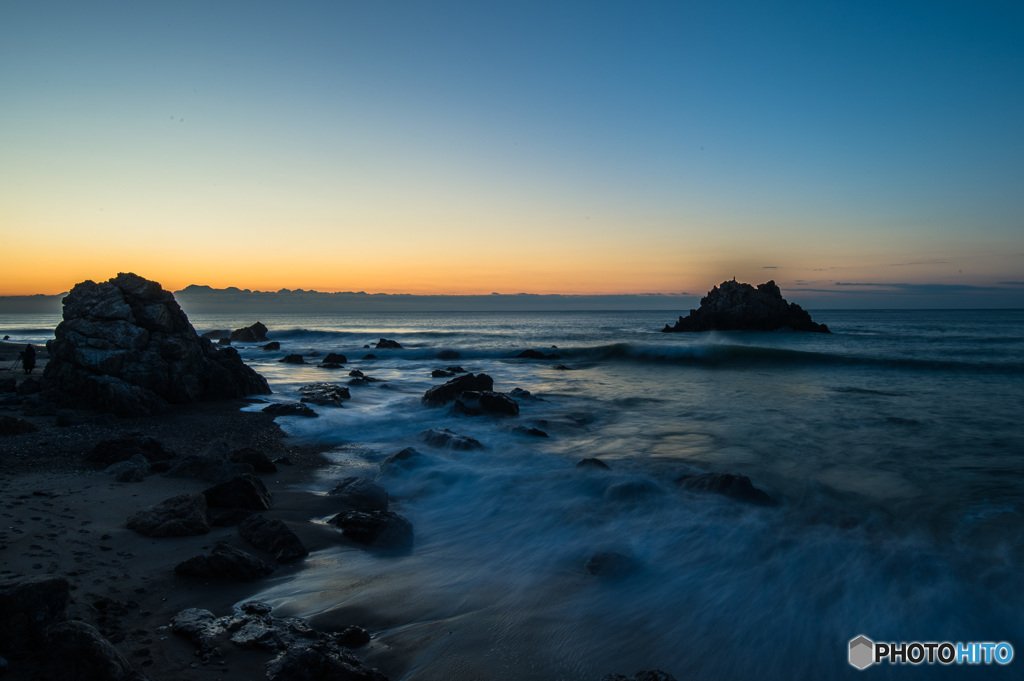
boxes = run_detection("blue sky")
[2,1,1023,306]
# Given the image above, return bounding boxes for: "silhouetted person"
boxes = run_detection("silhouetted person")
[20,344,36,374]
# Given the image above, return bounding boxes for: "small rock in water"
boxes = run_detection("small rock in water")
[381,447,424,471]
[238,514,309,563]
[298,383,350,406]
[279,354,305,364]
[421,428,484,450]
[262,341,281,351]
[431,369,455,378]
[329,477,389,512]
[517,349,560,360]
[329,510,414,551]
[675,472,776,506]
[322,353,348,364]
[374,338,403,349]
[576,457,610,470]
[262,403,318,418]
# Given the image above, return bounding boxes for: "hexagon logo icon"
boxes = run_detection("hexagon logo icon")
[849,635,874,670]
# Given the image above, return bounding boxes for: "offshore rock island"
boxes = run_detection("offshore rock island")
[662,279,830,333]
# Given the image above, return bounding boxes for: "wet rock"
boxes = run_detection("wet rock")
[663,279,829,333]
[604,479,664,504]
[45,621,149,681]
[217,337,232,346]
[445,365,466,373]
[577,457,610,470]
[421,428,484,450]
[203,473,272,510]
[421,373,493,406]
[126,493,209,537]
[262,403,318,418]
[298,383,350,407]
[381,447,424,470]
[170,608,223,662]
[374,338,402,349]
[228,446,278,473]
[0,577,71,654]
[175,542,276,581]
[42,273,270,416]
[431,369,455,378]
[0,415,38,435]
[319,363,343,369]
[322,353,347,364]
[675,472,776,506]
[515,426,548,438]
[279,354,306,364]
[329,510,413,551]
[329,477,389,512]
[86,435,174,466]
[230,322,269,343]
[586,551,638,578]
[454,390,519,416]
[266,642,389,681]
[517,349,560,360]
[334,626,371,649]
[238,514,309,563]
[508,387,534,399]
[263,341,281,351]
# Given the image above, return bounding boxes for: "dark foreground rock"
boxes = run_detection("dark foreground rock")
[421,427,484,450]
[422,373,494,406]
[203,473,273,510]
[42,273,271,415]
[329,477,389,512]
[0,577,71,654]
[45,620,150,681]
[175,542,276,581]
[329,510,414,550]
[239,514,309,562]
[663,279,829,333]
[0,415,38,435]
[126,493,210,537]
[675,472,776,506]
[263,402,318,418]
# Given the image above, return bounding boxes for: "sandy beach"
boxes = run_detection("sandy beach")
[0,340,373,681]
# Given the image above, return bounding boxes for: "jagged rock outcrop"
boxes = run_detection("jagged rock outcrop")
[663,280,829,333]
[230,322,268,343]
[421,373,494,406]
[42,273,271,416]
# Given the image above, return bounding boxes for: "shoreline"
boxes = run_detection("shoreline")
[0,389,370,681]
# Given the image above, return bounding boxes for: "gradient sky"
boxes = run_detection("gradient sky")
[2,1,1023,306]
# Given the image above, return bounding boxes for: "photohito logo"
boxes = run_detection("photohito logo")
[848,635,1014,669]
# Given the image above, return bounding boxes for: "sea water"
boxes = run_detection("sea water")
[6,309,1023,679]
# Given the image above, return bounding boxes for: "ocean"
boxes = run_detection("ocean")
[4,308,1023,679]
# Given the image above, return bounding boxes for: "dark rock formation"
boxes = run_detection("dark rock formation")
[515,426,549,438]
[0,577,71,654]
[319,363,343,369]
[381,447,424,471]
[0,415,38,435]
[517,349,560,360]
[329,477,389,512]
[577,457,610,470]
[201,330,230,340]
[453,390,520,416]
[230,322,269,343]
[675,472,776,506]
[175,542,276,581]
[170,608,222,663]
[586,551,638,578]
[228,446,278,473]
[105,455,150,482]
[267,642,388,681]
[279,354,306,364]
[421,428,484,450]
[86,435,174,466]
[263,341,281,351]
[431,369,454,378]
[329,510,413,551]
[262,403,318,418]
[238,514,309,563]
[45,621,149,681]
[42,273,271,415]
[126,493,210,537]
[298,383,350,406]
[421,373,494,406]
[508,387,534,399]
[203,474,272,510]
[374,338,402,349]
[322,353,347,364]
[663,279,829,333]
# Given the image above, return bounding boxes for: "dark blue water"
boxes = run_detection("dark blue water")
[5,309,1022,678]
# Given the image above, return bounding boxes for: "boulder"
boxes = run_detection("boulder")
[263,341,281,351]
[230,322,269,343]
[298,383,350,406]
[374,338,402,349]
[175,542,276,581]
[44,621,149,681]
[42,273,271,415]
[421,428,484,450]
[322,353,347,364]
[279,354,306,364]
[431,369,454,378]
[126,493,209,537]
[170,608,223,663]
[421,373,494,406]
[381,447,424,471]
[86,435,174,466]
[577,457,610,470]
[329,510,413,551]
[104,454,150,482]
[675,472,776,506]
[203,474,273,510]
[515,426,548,438]
[329,477,389,512]
[262,403,318,418]
[453,390,519,416]
[267,642,389,681]
[228,446,278,473]
[663,279,829,333]
[517,349,560,360]
[0,415,38,435]
[0,577,71,654]
[238,515,309,563]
